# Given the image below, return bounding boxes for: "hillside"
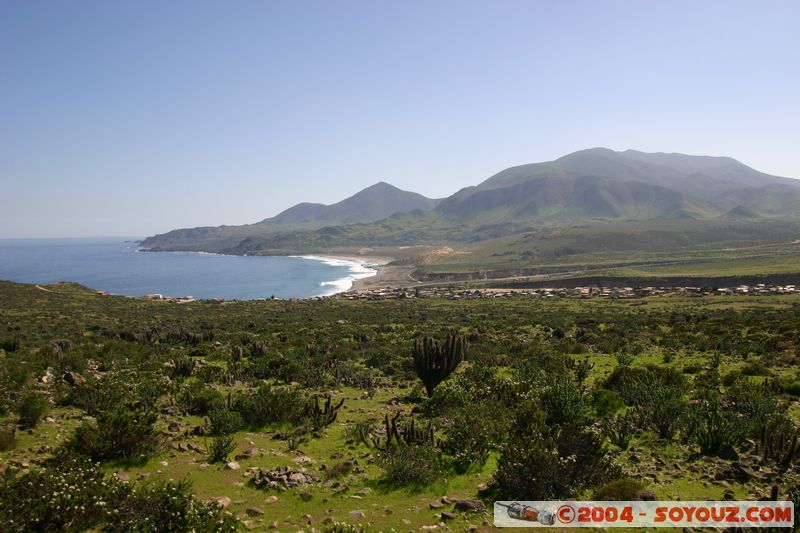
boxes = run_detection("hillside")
[141,149,800,257]
[140,182,439,252]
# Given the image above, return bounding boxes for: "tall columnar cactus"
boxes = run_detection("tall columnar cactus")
[412,331,467,397]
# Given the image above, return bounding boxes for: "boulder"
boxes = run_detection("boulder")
[454,500,486,512]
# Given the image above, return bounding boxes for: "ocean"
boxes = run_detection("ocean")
[0,238,376,300]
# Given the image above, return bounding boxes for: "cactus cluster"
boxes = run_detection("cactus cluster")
[307,394,345,430]
[412,331,467,397]
[172,357,196,377]
[361,412,440,451]
[250,340,268,357]
[758,421,800,466]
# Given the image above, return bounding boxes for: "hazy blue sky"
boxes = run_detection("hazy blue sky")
[2,1,798,237]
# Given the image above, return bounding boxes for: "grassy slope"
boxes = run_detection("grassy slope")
[2,281,800,531]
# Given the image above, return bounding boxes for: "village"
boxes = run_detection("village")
[334,282,800,301]
[102,282,800,303]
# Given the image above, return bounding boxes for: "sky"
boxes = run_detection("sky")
[1,1,799,238]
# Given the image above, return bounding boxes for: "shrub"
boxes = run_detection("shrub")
[233,385,305,428]
[541,374,586,425]
[207,408,244,436]
[685,393,742,455]
[378,444,443,488]
[68,409,160,463]
[444,402,508,473]
[179,381,225,416]
[0,454,239,532]
[615,353,635,367]
[207,434,236,463]
[602,411,638,450]
[593,479,648,500]
[728,378,783,437]
[592,388,624,418]
[17,391,49,428]
[637,381,686,439]
[493,422,619,500]
[0,426,15,451]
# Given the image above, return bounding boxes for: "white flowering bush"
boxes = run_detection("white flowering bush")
[0,454,239,532]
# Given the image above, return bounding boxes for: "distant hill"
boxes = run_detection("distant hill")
[141,149,800,254]
[140,182,440,251]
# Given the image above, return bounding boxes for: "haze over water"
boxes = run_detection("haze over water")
[0,238,375,300]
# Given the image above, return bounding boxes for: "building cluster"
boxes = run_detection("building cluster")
[334,283,799,301]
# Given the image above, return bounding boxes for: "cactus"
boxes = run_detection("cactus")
[231,345,243,362]
[11,333,21,352]
[758,420,800,467]
[172,357,195,377]
[412,331,467,397]
[574,357,595,386]
[360,412,440,450]
[307,394,345,431]
[250,340,268,358]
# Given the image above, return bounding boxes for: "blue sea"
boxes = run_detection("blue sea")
[0,238,376,300]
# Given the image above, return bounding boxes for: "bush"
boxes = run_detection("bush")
[728,378,782,436]
[593,479,648,500]
[378,444,443,488]
[233,385,305,428]
[541,374,586,425]
[444,402,508,473]
[207,434,236,463]
[17,391,49,428]
[493,422,619,500]
[592,388,624,418]
[68,409,160,463]
[207,408,244,435]
[602,411,637,450]
[685,393,743,455]
[0,454,239,532]
[0,426,15,451]
[179,381,225,416]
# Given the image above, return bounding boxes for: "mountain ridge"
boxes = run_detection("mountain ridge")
[141,149,800,254]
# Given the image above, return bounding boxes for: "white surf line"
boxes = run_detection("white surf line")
[290,255,378,296]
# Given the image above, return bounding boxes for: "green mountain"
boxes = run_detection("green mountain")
[142,149,800,255]
[140,182,440,251]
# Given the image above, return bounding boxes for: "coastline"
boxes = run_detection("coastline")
[289,254,390,296]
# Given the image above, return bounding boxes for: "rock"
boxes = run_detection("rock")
[246,508,265,516]
[115,471,130,481]
[716,444,739,461]
[455,500,486,512]
[441,511,457,521]
[300,491,313,501]
[226,461,241,470]
[357,487,372,495]
[208,496,231,508]
[304,514,313,524]
[634,490,657,501]
[322,515,334,524]
[178,443,190,452]
[715,462,757,482]
[429,501,444,509]
[477,482,491,495]
[269,521,279,529]
[401,519,412,525]
[723,489,736,501]
[266,495,279,503]
[349,510,366,519]
[468,526,478,532]
[63,371,85,386]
